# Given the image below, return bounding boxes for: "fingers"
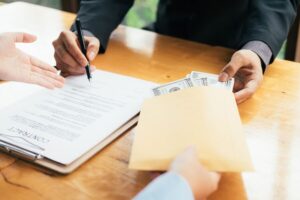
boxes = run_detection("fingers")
[30,56,64,81]
[209,172,221,185]
[180,146,198,158]
[30,56,57,73]
[60,71,71,77]
[170,146,220,199]
[53,31,88,75]
[31,66,64,86]
[233,79,244,92]
[207,172,221,195]
[85,36,100,61]
[90,65,97,72]
[54,46,84,68]
[219,51,249,82]
[54,59,96,78]
[55,55,86,75]
[219,62,241,82]
[7,32,37,43]
[60,31,88,66]
[170,146,197,170]
[234,79,258,104]
[27,56,65,89]
[28,71,60,89]
[53,31,100,76]
[219,50,263,103]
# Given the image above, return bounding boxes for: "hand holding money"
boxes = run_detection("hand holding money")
[219,50,263,104]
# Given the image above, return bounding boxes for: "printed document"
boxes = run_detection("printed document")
[0,70,156,165]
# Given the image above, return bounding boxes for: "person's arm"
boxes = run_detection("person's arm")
[134,172,194,200]
[241,41,272,72]
[240,0,299,71]
[219,0,300,104]
[240,0,299,64]
[71,0,134,53]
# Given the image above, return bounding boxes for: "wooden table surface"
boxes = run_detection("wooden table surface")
[0,2,300,200]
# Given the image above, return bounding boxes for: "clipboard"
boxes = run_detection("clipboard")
[0,70,157,175]
[0,115,139,174]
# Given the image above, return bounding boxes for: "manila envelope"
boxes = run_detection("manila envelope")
[129,87,253,172]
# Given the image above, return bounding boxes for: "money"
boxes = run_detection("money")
[153,71,234,96]
[189,71,234,91]
[152,78,193,96]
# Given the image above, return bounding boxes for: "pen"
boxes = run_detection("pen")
[75,18,92,82]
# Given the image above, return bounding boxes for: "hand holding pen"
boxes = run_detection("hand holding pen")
[52,19,100,78]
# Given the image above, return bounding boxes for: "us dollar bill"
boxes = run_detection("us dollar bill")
[153,78,194,96]
[189,71,234,91]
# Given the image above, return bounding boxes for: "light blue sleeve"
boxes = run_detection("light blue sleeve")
[133,171,194,200]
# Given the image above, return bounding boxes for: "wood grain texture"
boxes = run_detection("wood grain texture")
[0,2,300,200]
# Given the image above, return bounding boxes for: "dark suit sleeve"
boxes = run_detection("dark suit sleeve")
[239,0,299,63]
[71,0,134,53]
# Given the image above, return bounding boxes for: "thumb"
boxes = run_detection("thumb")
[219,52,245,82]
[182,146,198,157]
[209,172,221,184]
[9,32,37,43]
[171,146,198,167]
[86,37,100,61]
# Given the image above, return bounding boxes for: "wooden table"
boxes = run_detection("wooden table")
[0,2,300,200]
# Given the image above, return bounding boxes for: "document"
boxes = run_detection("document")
[0,70,157,165]
[129,87,254,172]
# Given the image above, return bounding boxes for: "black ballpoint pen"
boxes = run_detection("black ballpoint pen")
[75,18,92,82]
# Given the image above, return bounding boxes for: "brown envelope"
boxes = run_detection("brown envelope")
[129,87,254,172]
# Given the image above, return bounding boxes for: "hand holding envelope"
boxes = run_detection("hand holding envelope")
[129,87,253,172]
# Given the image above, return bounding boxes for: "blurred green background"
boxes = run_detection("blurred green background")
[123,0,158,28]
[0,0,285,59]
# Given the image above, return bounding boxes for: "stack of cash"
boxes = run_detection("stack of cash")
[153,71,234,96]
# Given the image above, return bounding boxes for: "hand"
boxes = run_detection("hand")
[0,32,64,89]
[170,147,220,200]
[52,30,99,77]
[219,49,263,104]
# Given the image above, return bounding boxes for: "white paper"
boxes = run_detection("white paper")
[0,70,157,165]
